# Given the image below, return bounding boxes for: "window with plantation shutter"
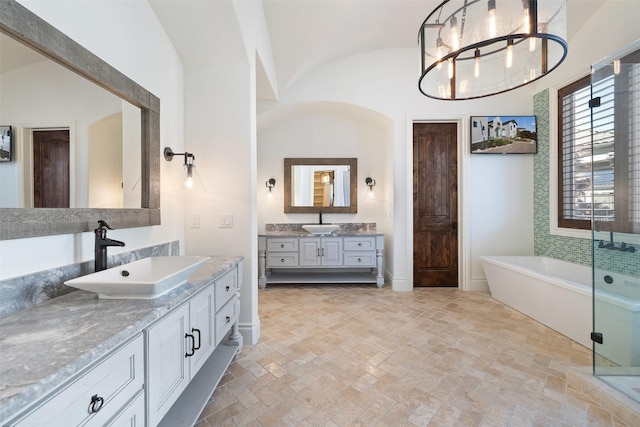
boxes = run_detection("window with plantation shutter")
[558,48,640,233]
[558,75,592,229]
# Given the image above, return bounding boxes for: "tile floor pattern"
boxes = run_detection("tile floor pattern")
[196,285,637,426]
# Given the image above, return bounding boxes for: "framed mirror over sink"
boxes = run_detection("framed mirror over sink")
[284,158,357,214]
[0,0,160,240]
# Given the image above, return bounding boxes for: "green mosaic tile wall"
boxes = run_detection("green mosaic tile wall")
[533,90,639,277]
[533,89,592,266]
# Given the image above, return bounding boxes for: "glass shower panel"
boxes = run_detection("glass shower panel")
[591,40,640,404]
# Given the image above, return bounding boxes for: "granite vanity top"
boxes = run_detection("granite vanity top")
[0,256,242,421]
[259,222,382,237]
[258,229,383,237]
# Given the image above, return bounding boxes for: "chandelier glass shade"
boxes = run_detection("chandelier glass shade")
[418,0,568,100]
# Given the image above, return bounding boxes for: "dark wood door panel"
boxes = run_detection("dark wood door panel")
[413,123,458,287]
[33,129,70,208]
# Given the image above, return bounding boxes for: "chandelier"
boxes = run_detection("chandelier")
[418,0,568,100]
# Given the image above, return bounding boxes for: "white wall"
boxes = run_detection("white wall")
[258,48,534,291]
[177,0,273,345]
[257,101,391,232]
[255,0,640,292]
[0,0,186,279]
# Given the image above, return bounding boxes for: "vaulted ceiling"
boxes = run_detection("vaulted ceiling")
[151,0,606,100]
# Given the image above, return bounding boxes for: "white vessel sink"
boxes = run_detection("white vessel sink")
[64,256,210,299]
[302,224,340,235]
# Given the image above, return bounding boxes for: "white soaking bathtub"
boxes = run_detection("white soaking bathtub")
[480,256,640,366]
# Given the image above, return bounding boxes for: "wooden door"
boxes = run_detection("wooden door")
[413,123,458,287]
[33,129,70,208]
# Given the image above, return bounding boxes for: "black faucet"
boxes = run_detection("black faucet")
[597,231,635,252]
[94,220,125,272]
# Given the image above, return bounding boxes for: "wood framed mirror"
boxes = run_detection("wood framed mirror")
[284,158,357,214]
[0,0,160,240]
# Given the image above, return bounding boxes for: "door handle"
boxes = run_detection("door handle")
[451,222,458,230]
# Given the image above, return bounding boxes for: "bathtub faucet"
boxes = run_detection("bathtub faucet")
[596,232,635,253]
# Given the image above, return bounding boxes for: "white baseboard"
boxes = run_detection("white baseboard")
[239,319,260,345]
[468,277,490,292]
[388,272,411,291]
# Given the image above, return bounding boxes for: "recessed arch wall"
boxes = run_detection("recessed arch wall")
[257,101,395,278]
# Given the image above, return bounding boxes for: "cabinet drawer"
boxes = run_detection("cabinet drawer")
[343,252,376,267]
[215,298,239,346]
[343,237,375,251]
[267,238,298,252]
[267,253,298,267]
[13,334,144,427]
[104,390,145,426]
[214,267,238,311]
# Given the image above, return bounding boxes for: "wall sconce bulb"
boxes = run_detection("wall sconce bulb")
[265,178,276,199]
[164,146,206,191]
[365,177,376,198]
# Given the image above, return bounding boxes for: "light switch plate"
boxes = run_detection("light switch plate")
[219,214,233,228]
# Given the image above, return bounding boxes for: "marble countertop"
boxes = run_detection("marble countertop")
[259,230,383,237]
[0,256,242,422]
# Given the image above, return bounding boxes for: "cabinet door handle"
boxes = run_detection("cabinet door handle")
[226,316,231,323]
[280,244,285,248]
[316,248,320,257]
[358,242,362,246]
[357,258,362,262]
[89,394,104,413]
[185,333,195,357]
[225,285,230,291]
[281,258,285,263]
[192,328,201,350]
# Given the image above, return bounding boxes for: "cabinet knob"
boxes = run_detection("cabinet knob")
[89,394,104,413]
[281,258,285,263]
[226,285,230,291]
[357,258,362,262]
[226,316,231,323]
[358,243,362,246]
[281,244,285,248]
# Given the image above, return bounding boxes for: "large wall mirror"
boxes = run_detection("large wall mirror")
[284,158,357,214]
[0,0,160,240]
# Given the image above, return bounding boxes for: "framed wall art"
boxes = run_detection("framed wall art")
[470,116,537,154]
[0,125,12,162]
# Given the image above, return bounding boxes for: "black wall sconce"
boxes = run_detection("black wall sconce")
[164,147,200,189]
[365,177,376,198]
[266,178,276,199]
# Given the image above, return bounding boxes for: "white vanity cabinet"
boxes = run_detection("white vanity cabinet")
[343,237,377,267]
[299,237,342,266]
[146,288,211,426]
[259,233,384,288]
[8,334,144,427]
[0,257,243,427]
[266,237,299,267]
[147,265,241,427]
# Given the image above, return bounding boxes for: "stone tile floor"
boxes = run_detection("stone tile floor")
[196,285,640,426]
